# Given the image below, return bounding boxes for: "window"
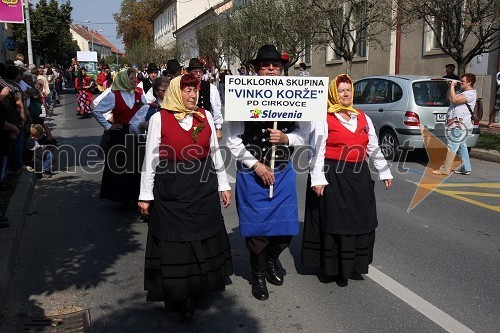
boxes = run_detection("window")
[299,40,312,65]
[365,79,389,104]
[326,44,342,62]
[353,79,370,103]
[353,1,367,58]
[424,9,461,52]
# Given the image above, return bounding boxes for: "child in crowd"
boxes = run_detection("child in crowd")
[26,124,56,179]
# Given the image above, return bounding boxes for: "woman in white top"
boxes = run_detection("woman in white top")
[303,74,393,287]
[138,73,232,320]
[433,73,477,175]
[92,68,148,202]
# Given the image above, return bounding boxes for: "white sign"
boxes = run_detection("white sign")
[225,76,329,121]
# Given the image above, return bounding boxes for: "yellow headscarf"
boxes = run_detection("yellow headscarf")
[161,75,205,120]
[327,74,359,115]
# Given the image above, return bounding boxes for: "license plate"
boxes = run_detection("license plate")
[435,114,446,122]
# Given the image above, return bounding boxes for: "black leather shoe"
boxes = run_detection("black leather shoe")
[252,271,269,301]
[336,276,348,287]
[266,258,284,286]
[180,298,194,320]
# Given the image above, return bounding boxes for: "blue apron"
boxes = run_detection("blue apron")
[236,161,299,237]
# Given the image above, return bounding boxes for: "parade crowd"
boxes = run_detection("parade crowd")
[1,43,494,322]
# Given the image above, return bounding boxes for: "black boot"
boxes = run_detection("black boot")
[266,256,284,286]
[180,298,194,320]
[252,271,269,301]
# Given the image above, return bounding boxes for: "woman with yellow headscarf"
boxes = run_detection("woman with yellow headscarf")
[302,74,393,287]
[92,68,148,203]
[138,73,232,320]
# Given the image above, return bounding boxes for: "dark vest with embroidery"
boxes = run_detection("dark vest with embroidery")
[240,121,295,166]
[197,80,212,113]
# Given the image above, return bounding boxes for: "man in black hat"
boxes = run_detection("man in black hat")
[227,45,310,301]
[138,63,159,103]
[186,58,223,140]
[162,59,182,80]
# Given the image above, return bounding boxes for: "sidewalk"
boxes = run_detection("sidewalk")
[470,121,500,163]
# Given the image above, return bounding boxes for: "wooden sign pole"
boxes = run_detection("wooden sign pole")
[269,121,278,198]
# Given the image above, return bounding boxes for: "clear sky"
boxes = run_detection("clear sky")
[31,0,124,52]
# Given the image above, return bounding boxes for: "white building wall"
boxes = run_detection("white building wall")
[70,30,89,52]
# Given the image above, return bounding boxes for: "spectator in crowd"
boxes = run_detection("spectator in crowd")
[433,73,477,176]
[488,71,500,128]
[25,124,56,179]
[443,64,460,81]
[298,62,310,77]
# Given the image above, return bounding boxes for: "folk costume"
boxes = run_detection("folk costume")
[227,44,309,301]
[92,69,147,202]
[302,74,393,285]
[139,75,232,310]
[74,68,93,118]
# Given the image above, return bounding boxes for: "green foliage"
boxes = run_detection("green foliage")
[201,0,319,75]
[13,0,79,66]
[125,38,179,67]
[114,0,163,52]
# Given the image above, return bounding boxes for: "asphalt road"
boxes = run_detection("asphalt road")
[0,93,498,332]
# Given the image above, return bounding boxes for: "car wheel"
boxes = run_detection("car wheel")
[380,130,400,161]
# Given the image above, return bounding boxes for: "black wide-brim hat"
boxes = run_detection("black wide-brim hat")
[147,63,159,73]
[186,58,204,71]
[249,44,288,66]
[165,59,181,74]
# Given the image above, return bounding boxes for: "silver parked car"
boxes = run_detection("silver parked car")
[353,75,480,160]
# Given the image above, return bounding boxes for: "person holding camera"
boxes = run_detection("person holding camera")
[433,73,477,176]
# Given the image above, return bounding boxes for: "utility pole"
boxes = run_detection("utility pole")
[24,0,33,64]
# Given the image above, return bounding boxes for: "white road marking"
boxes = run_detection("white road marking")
[367,266,475,333]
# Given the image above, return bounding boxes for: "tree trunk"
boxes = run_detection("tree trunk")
[346,60,352,76]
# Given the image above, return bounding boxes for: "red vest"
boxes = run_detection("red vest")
[112,90,142,125]
[159,108,212,161]
[325,111,369,162]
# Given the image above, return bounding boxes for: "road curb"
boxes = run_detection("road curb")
[0,171,36,312]
[470,148,500,164]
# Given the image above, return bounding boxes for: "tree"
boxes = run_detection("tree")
[13,0,79,66]
[125,38,180,67]
[398,0,500,75]
[311,0,394,75]
[196,17,230,71]
[113,0,163,52]
[221,0,319,75]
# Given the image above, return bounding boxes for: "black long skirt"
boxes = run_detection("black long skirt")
[301,159,377,279]
[100,126,141,201]
[144,157,233,300]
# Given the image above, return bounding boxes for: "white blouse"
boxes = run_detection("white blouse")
[139,111,231,201]
[309,113,393,186]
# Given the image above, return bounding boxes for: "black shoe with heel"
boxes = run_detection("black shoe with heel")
[266,257,284,286]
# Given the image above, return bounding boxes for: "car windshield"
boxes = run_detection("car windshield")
[412,81,450,107]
